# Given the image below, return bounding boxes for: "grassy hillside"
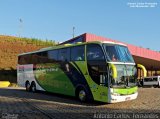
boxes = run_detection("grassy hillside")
[0,35,56,70]
[0,35,56,84]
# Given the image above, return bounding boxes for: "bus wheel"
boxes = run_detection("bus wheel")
[158,83,160,88]
[31,82,36,92]
[26,82,31,92]
[78,89,87,102]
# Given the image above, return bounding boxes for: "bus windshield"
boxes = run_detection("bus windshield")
[104,44,134,63]
[111,64,137,87]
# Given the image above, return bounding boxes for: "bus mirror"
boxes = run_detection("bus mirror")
[109,63,117,79]
[137,64,147,77]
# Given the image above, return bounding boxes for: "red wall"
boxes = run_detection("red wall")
[127,44,160,61]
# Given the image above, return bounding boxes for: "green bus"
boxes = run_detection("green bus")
[17,41,146,103]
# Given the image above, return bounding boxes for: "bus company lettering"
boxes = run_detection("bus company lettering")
[36,65,58,72]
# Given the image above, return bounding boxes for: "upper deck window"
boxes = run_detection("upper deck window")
[71,45,85,61]
[87,44,105,61]
[58,48,70,62]
[48,50,58,61]
[104,44,134,63]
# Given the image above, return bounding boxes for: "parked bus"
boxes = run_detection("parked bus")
[17,41,146,103]
[142,76,160,88]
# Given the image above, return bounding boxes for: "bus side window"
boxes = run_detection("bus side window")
[58,48,70,62]
[25,54,32,64]
[71,45,84,61]
[40,51,48,63]
[48,50,58,62]
[18,55,27,65]
[153,78,157,81]
[87,44,104,61]
[18,56,23,64]
[28,53,39,64]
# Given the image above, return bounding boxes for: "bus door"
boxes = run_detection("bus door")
[86,44,109,101]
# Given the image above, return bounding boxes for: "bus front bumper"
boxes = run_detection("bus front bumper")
[109,92,138,103]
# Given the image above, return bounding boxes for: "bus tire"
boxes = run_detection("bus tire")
[158,82,160,88]
[76,88,87,102]
[25,81,31,92]
[31,82,36,92]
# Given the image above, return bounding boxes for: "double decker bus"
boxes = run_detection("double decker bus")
[17,41,146,103]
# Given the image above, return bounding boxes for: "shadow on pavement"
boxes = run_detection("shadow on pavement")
[0,87,106,106]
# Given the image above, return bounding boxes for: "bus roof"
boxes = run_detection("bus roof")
[18,41,127,56]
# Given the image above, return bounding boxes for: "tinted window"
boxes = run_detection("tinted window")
[104,44,134,62]
[144,78,156,82]
[18,56,23,64]
[18,55,29,65]
[26,54,32,64]
[87,44,105,61]
[30,52,48,64]
[71,45,85,61]
[18,51,48,65]
[153,78,157,81]
[30,53,39,64]
[58,48,70,61]
[48,50,58,62]
[144,78,150,82]
[39,51,48,63]
[105,45,120,61]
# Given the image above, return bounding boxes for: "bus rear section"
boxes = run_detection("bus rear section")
[142,76,160,88]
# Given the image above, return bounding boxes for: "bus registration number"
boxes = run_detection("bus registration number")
[125,97,131,101]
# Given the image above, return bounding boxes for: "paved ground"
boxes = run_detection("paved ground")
[0,87,159,119]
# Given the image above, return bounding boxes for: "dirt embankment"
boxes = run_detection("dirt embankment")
[0,35,55,83]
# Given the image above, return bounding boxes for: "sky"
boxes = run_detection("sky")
[0,0,160,51]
